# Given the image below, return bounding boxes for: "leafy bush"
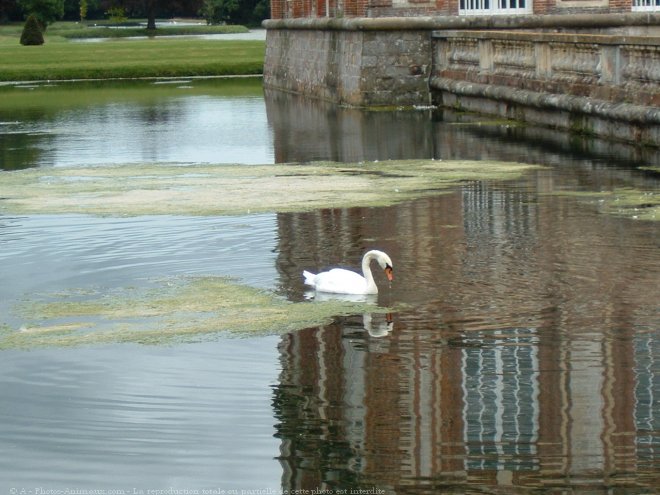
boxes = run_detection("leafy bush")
[20,13,44,45]
[201,0,239,25]
[201,0,268,27]
[79,0,87,21]
[105,6,127,23]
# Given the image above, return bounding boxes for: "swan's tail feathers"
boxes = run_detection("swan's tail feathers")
[303,270,317,287]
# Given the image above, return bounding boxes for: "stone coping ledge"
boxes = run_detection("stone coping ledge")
[430,76,660,124]
[432,29,660,46]
[264,12,660,31]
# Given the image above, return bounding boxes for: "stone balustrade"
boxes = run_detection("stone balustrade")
[433,30,660,106]
[431,30,660,144]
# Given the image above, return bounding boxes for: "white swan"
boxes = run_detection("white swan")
[303,250,393,295]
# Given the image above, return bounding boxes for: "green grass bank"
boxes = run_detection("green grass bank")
[0,23,264,81]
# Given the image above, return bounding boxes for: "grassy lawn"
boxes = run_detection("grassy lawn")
[0,22,264,81]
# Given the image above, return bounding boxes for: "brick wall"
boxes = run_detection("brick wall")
[271,0,284,18]
[269,0,643,19]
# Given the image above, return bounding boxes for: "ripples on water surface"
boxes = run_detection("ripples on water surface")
[0,78,272,168]
[0,79,659,493]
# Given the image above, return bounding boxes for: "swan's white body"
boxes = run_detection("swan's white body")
[303,250,393,295]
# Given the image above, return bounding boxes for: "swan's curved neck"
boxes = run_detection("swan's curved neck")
[361,252,378,293]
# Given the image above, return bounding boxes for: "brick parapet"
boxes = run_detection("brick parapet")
[264,12,660,29]
[269,0,651,19]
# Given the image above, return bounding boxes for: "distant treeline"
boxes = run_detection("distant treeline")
[0,0,270,27]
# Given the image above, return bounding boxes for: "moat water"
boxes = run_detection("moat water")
[0,78,658,493]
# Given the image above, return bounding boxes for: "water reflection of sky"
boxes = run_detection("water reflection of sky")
[1,337,283,490]
[50,95,273,166]
[0,79,274,169]
[0,213,279,328]
[0,212,282,490]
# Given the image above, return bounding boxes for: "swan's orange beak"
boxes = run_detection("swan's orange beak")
[384,266,393,282]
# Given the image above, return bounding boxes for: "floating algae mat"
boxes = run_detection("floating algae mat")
[0,160,541,217]
[550,188,660,221]
[1,277,377,350]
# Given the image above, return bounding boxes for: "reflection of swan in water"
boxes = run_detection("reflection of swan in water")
[304,291,378,304]
[302,290,395,337]
[303,250,393,295]
[362,312,394,338]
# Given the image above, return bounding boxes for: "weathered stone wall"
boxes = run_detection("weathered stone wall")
[263,14,660,145]
[430,29,660,144]
[432,30,660,106]
[264,24,432,106]
[264,28,359,103]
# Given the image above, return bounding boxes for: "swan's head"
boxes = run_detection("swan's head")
[368,250,393,281]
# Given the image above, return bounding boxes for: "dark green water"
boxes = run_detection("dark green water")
[0,79,658,494]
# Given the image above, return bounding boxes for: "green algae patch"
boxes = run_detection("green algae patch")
[2,277,376,350]
[0,160,541,217]
[551,189,660,221]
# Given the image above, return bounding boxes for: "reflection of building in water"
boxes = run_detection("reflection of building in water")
[635,335,660,464]
[461,328,540,473]
[274,319,654,490]
[272,178,658,490]
[265,90,660,168]
[265,88,435,164]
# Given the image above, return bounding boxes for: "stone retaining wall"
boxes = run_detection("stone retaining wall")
[432,30,660,106]
[430,29,660,144]
[264,26,432,106]
[263,13,660,145]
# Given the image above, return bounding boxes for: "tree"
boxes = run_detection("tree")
[200,0,238,25]
[18,0,64,29]
[20,14,45,45]
[62,0,103,20]
[0,0,23,22]
[201,0,268,27]
[234,0,269,26]
[142,0,156,29]
[123,0,208,29]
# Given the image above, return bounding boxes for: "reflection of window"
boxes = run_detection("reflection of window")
[459,0,532,15]
[632,0,660,10]
[635,335,660,459]
[461,328,540,471]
